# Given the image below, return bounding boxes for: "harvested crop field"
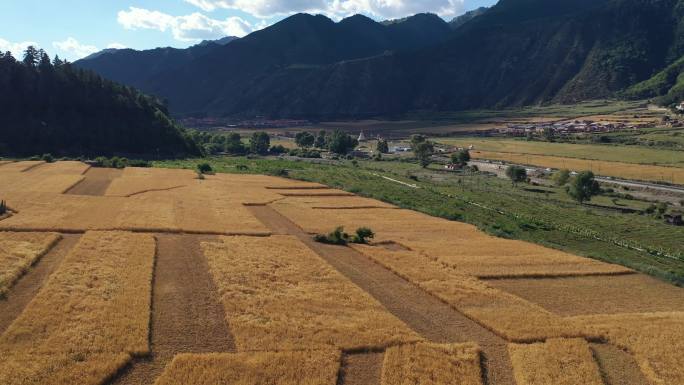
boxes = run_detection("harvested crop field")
[0,232,60,297]
[0,161,681,384]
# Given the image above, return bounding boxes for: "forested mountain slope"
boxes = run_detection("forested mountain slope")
[0,49,200,157]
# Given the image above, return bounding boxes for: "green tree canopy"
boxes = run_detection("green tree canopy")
[376,139,389,154]
[566,171,600,203]
[327,130,358,154]
[295,132,315,148]
[249,132,271,155]
[506,165,527,185]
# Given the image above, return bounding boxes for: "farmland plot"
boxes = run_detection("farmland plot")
[569,312,684,385]
[154,351,341,385]
[508,338,604,385]
[0,231,155,385]
[351,244,589,342]
[381,343,483,385]
[201,235,421,351]
[0,232,60,297]
[273,200,631,278]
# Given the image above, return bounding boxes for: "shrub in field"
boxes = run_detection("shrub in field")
[314,226,350,245]
[553,169,570,186]
[353,227,375,244]
[314,226,375,245]
[41,153,54,163]
[0,200,6,215]
[506,165,527,186]
[197,162,213,174]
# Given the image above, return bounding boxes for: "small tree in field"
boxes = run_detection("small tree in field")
[249,132,271,155]
[376,139,389,154]
[553,169,570,186]
[566,170,600,203]
[506,165,527,186]
[295,132,315,148]
[451,149,470,165]
[0,200,7,215]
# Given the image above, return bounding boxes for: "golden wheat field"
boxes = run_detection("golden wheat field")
[153,351,341,385]
[0,232,60,297]
[508,338,604,385]
[0,161,682,384]
[201,235,421,351]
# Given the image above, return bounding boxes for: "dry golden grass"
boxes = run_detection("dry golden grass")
[351,244,589,342]
[569,312,684,385]
[0,175,271,235]
[154,351,341,385]
[104,167,196,196]
[0,232,61,297]
[201,235,421,351]
[381,343,483,385]
[0,161,88,195]
[472,150,684,184]
[273,199,630,278]
[0,161,44,173]
[508,338,604,385]
[0,231,155,385]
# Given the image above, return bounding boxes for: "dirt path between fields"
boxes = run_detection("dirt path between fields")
[591,343,650,385]
[0,234,80,334]
[65,168,123,196]
[249,205,515,385]
[108,234,235,385]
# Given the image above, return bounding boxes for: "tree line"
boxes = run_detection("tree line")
[0,47,201,157]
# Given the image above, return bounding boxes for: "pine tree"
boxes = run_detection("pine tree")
[22,46,39,67]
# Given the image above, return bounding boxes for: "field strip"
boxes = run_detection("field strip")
[338,352,384,385]
[108,234,235,385]
[381,343,483,385]
[123,185,187,197]
[485,275,684,316]
[66,168,123,196]
[590,343,650,385]
[0,231,155,385]
[0,234,80,335]
[508,338,604,385]
[201,234,421,352]
[247,205,515,385]
[19,161,47,173]
[152,351,341,385]
[568,312,684,384]
[0,232,61,297]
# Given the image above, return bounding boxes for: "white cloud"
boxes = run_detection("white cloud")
[52,37,99,59]
[0,38,39,58]
[117,7,257,41]
[107,43,127,49]
[184,0,465,19]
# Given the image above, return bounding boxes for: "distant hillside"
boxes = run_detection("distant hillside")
[76,13,452,117]
[625,55,684,106]
[74,37,238,91]
[449,7,489,29]
[75,0,684,119]
[0,50,200,157]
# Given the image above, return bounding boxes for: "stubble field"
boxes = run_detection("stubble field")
[0,160,682,385]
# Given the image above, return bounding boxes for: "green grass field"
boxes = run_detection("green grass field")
[156,156,684,286]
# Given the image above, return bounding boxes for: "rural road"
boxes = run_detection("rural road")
[470,160,684,195]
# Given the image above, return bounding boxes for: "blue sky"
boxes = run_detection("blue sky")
[0,0,496,61]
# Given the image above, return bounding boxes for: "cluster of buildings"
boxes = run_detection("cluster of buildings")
[498,120,645,137]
